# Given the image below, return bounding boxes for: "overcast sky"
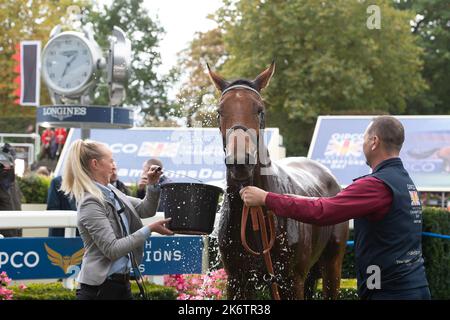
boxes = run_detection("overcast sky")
[142,0,223,74]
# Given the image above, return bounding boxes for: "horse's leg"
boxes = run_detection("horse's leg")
[321,223,349,300]
[292,223,316,300]
[303,262,321,299]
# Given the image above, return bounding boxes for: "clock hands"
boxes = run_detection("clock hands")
[61,54,78,78]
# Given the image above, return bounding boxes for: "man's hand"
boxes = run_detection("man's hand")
[149,218,174,235]
[239,186,268,207]
[147,165,162,185]
[139,165,163,188]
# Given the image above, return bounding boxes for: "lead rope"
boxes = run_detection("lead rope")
[241,205,280,300]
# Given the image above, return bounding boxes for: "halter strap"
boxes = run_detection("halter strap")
[221,84,261,98]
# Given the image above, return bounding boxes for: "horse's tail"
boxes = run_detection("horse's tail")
[304,262,320,300]
[407,148,440,159]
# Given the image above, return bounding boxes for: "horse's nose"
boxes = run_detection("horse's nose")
[225,152,257,166]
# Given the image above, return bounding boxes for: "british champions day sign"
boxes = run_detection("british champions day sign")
[308,116,450,191]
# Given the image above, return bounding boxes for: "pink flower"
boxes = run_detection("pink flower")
[19,284,27,291]
[0,287,14,300]
[164,269,228,300]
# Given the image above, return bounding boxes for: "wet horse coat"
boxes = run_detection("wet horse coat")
[209,62,349,299]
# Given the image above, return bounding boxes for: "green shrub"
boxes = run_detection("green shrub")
[16,174,51,204]
[422,207,450,299]
[10,281,177,300]
[127,184,139,197]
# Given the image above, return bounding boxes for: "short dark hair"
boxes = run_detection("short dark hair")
[145,158,163,168]
[367,116,404,152]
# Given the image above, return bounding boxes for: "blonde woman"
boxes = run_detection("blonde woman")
[61,139,173,300]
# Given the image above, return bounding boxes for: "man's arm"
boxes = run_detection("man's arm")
[265,177,392,226]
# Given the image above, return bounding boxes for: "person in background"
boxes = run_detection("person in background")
[54,127,67,157]
[40,127,54,160]
[47,176,78,237]
[137,159,171,212]
[35,166,50,177]
[137,158,170,199]
[110,161,130,196]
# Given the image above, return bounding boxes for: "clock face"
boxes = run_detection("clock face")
[43,34,93,94]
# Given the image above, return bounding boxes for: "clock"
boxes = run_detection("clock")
[41,31,102,97]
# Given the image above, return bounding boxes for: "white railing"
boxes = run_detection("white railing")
[0,210,165,233]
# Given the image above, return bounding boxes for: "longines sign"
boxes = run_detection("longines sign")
[42,106,87,120]
[36,105,134,129]
[0,236,202,279]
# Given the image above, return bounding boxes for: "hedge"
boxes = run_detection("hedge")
[421,207,450,299]
[16,174,51,204]
[10,281,177,300]
[341,207,450,299]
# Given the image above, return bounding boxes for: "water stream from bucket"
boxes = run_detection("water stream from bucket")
[162,169,205,184]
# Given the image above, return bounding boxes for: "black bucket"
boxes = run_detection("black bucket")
[160,182,224,235]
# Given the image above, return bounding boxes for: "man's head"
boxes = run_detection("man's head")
[363,116,405,168]
[143,158,163,173]
[110,161,118,183]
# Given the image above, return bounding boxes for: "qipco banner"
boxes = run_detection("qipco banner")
[308,116,450,191]
[55,128,280,186]
[0,236,202,280]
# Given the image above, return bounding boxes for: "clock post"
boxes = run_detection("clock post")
[37,23,133,139]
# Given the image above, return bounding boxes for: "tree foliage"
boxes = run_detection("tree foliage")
[396,0,450,115]
[214,0,426,155]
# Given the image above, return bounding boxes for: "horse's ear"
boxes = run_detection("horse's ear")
[253,61,275,91]
[207,63,229,92]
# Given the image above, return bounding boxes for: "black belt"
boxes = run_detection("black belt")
[107,273,130,283]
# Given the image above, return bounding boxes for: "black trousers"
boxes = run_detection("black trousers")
[76,280,133,300]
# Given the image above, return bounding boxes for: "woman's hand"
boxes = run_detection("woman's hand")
[146,165,163,185]
[239,186,268,207]
[149,218,174,235]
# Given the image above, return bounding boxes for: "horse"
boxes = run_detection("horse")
[208,62,349,300]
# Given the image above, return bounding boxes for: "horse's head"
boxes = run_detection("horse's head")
[208,62,275,184]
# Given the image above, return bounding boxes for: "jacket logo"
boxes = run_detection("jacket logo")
[44,243,84,273]
[409,191,421,206]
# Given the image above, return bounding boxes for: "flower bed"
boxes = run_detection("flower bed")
[164,269,228,300]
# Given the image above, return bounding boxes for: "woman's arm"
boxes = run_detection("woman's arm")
[78,198,148,261]
[126,185,161,218]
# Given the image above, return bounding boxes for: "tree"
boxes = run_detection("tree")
[215,0,426,155]
[86,0,170,125]
[396,0,450,115]
[174,28,226,127]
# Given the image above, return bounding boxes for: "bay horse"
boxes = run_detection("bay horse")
[208,62,349,300]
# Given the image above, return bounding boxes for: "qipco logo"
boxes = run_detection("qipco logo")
[0,251,40,269]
